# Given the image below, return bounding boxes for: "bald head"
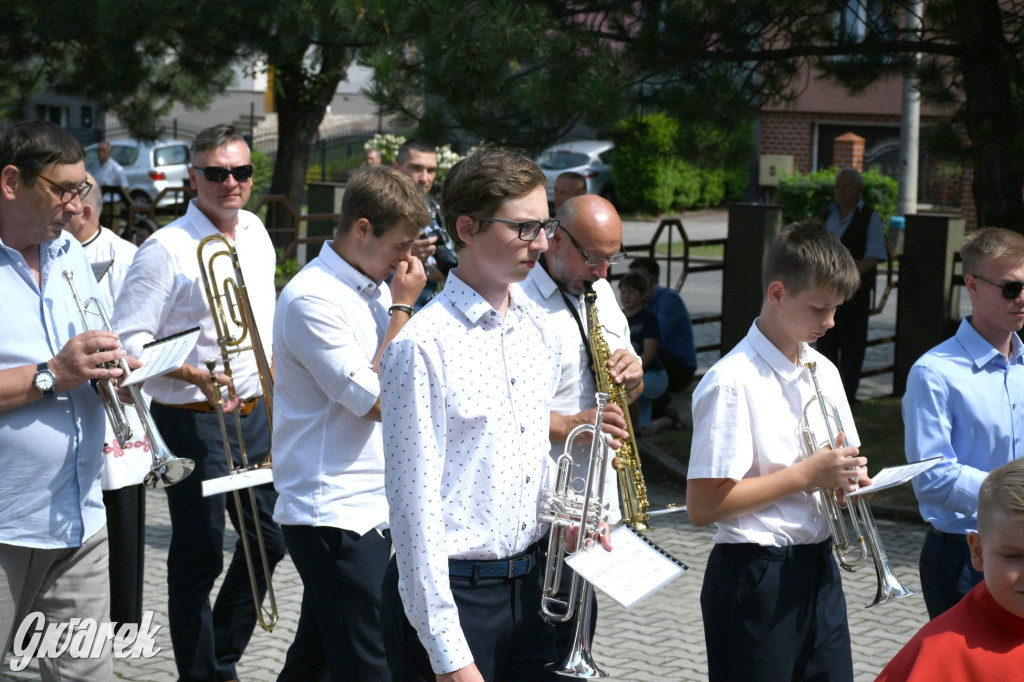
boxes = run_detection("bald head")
[549,195,623,295]
[66,172,102,243]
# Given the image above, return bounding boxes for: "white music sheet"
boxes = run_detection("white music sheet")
[121,327,201,386]
[846,456,943,497]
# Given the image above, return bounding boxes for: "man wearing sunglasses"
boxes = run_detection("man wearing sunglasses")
[113,124,285,682]
[904,227,1024,620]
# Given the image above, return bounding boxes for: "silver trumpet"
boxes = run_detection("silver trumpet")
[63,270,194,488]
[539,392,611,679]
[800,361,916,608]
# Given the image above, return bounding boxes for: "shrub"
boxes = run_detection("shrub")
[778,167,899,224]
[245,148,273,212]
[612,113,681,214]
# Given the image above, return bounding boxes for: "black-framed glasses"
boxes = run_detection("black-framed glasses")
[31,172,92,204]
[973,273,1024,300]
[193,164,254,183]
[469,214,558,242]
[559,225,625,266]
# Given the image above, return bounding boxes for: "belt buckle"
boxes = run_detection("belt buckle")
[507,558,515,579]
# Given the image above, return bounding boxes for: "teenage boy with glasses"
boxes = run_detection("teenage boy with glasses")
[113,123,285,682]
[379,148,565,682]
[904,226,1024,620]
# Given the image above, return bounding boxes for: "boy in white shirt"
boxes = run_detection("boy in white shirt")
[687,220,869,681]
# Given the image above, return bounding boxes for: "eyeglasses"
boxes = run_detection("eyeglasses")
[31,173,92,204]
[559,225,625,266]
[973,274,1024,300]
[193,164,254,183]
[469,215,558,242]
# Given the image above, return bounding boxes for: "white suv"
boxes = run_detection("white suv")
[536,140,614,206]
[84,139,191,206]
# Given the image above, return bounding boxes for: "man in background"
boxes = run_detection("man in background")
[88,140,130,201]
[553,171,586,212]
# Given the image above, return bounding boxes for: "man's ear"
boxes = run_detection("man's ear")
[766,280,786,309]
[455,215,476,246]
[968,531,984,573]
[0,165,20,200]
[352,217,372,240]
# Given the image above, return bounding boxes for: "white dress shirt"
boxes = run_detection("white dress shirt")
[380,271,558,674]
[80,227,152,490]
[520,265,636,523]
[688,320,860,546]
[112,200,277,404]
[272,242,391,534]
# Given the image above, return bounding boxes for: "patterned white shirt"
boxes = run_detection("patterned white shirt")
[380,271,557,674]
[272,242,391,534]
[112,200,277,404]
[689,320,860,546]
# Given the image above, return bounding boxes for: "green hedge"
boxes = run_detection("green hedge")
[611,112,751,214]
[777,167,899,224]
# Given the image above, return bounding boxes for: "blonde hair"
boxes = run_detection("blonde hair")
[977,459,1024,535]
[961,227,1024,276]
[763,219,860,299]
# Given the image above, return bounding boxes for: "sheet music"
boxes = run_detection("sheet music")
[846,456,943,497]
[121,327,201,386]
[565,525,687,609]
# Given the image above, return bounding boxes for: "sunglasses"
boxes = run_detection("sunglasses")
[973,274,1024,300]
[193,164,254,183]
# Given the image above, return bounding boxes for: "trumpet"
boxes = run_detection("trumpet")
[539,392,611,679]
[197,233,277,632]
[63,270,194,488]
[800,361,916,608]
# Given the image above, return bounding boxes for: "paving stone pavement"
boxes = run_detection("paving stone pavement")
[3,481,930,682]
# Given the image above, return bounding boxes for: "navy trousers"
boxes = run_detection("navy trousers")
[700,540,853,682]
[103,483,146,626]
[277,525,392,682]
[919,529,984,620]
[152,399,286,682]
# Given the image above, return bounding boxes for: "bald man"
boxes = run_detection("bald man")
[65,172,149,626]
[519,194,643,652]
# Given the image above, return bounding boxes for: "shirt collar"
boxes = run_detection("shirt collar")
[185,199,246,241]
[748,318,810,383]
[528,261,561,301]
[958,316,1024,368]
[317,241,381,299]
[442,270,521,328]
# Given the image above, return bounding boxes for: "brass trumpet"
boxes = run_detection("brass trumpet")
[539,392,611,678]
[63,270,194,488]
[801,361,916,608]
[196,233,277,632]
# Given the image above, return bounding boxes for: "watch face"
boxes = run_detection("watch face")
[36,370,55,392]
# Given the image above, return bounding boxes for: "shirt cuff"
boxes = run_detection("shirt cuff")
[338,366,380,417]
[948,467,988,516]
[424,627,475,676]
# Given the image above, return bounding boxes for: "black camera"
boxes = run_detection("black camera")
[422,226,458,275]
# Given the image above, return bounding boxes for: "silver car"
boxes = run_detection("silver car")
[84,139,191,206]
[536,140,614,205]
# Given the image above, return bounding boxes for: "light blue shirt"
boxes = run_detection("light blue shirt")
[903,318,1024,535]
[824,200,888,262]
[0,232,107,548]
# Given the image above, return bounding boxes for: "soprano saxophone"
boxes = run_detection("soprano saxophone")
[584,284,651,531]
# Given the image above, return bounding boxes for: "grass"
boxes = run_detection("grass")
[642,393,920,516]
[652,242,724,259]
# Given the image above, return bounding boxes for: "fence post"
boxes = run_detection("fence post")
[893,214,965,396]
[722,203,783,354]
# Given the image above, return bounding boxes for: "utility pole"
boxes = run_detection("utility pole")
[898,0,923,217]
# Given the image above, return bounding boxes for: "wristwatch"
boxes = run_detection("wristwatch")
[33,362,56,398]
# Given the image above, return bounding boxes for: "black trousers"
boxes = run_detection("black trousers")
[277,525,392,682]
[152,400,286,682]
[816,286,871,404]
[102,484,146,626]
[919,529,983,620]
[381,550,561,682]
[700,541,853,682]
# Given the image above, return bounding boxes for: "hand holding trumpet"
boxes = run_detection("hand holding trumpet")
[801,431,871,495]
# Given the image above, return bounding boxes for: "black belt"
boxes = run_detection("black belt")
[928,528,969,544]
[449,546,537,580]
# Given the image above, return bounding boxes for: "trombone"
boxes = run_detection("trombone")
[800,361,916,608]
[63,270,194,488]
[539,392,611,679]
[196,233,277,632]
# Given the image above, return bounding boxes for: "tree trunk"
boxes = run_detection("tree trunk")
[951,0,1024,230]
[266,50,350,247]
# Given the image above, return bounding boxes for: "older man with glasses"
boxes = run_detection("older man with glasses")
[518,193,643,654]
[0,121,128,680]
[113,124,284,682]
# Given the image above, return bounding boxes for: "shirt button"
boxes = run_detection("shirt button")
[511,378,516,385]
[520,426,525,434]
[526,476,531,483]
[522,523,527,530]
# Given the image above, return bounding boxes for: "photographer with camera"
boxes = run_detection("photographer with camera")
[392,140,457,309]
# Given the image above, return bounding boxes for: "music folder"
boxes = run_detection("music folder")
[565,524,688,609]
[202,466,274,497]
